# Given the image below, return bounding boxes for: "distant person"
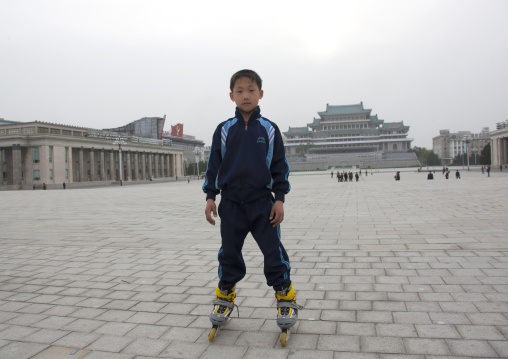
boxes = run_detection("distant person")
[427,171,434,180]
[331,171,334,178]
[394,171,400,181]
[455,170,460,179]
[481,166,485,174]
[500,165,503,172]
[445,170,450,179]
[355,172,359,182]
[62,182,66,189]
[487,165,490,177]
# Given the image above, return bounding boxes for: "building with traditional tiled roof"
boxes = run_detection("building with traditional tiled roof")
[284,102,413,156]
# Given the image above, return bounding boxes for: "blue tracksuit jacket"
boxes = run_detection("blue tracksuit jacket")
[202,106,292,288]
[202,106,290,203]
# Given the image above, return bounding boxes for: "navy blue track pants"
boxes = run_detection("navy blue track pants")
[217,195,291,288]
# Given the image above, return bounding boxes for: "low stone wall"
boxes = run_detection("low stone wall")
[1,177,181,191]
[287,152,420,171]
[288,158,420,171]
[288,162,329,171]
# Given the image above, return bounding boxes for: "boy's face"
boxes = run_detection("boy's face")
[230,77,263,119]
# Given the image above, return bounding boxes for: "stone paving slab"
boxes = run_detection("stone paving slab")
[0,167,507,358]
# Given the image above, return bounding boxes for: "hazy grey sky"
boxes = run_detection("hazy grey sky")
[1,0,507,148]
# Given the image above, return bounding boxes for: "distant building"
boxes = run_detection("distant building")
[283,102,417,169]
[490,120,508,167]
[160,123,205,175]
[105,116,166,140]
[432,128,490,165]
[284,102,413,155]
[91,116,206,175]
[0,118,19,126]
[1,119,184,190]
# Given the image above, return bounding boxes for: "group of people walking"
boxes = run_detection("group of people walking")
[439,167,461,179]
[332,170,360,182]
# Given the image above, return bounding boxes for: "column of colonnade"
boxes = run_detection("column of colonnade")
[100,150,105,181]
[166,155,172,177]
[501,138,507,166]
[133,152,138,180]
[66,147,73,183]
[172,153,176,177]
[11,144,22,186]
[154,154,159,178]
[141,153,146,180]
[148,154,153,179]
[78,148,84,182]
[126,151,131,181]
[70,148,179,184]
[492,139,497,166]
[498,138,503,166]
[108,151,114,180]
[491,137,508,167]
[89,149,95,181]
[493,138,500,166]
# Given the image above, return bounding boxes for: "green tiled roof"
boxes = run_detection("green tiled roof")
[285,126,311,135]
[307,118,321,127]
[284,128,381,137]
[380,122,408,131]
[308,114,383,128]
[309,128,380,135]
[318,102,371,116]
[370,115,384,124]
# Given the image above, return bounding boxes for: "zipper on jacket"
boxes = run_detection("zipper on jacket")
[241,122,247,203]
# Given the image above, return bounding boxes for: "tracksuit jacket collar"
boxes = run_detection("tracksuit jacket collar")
[235,106,261,123]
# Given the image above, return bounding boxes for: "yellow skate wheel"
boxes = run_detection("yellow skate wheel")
[208,327,217,342]
[280,331,288,347]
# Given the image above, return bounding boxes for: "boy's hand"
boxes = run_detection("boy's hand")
[269,200,284,227]
[205,199,217,225]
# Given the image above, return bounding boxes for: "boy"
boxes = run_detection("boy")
[202,69,299,335]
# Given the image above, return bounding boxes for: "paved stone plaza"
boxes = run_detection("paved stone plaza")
[0,167,507,359]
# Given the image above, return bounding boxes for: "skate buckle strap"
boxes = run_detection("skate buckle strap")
[213,298,234,308]
[277,301,303,310]
[213,298,240,318]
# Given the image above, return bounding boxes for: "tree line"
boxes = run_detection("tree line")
[410,144,491,167]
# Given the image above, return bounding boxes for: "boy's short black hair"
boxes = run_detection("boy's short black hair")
[230,69,262,91]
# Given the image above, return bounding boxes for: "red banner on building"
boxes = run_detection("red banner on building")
[171,123,184,137]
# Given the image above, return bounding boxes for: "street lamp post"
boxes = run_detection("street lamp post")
[113,137,127,185]
[195,152,199,177]
[194,147,204,178]
[465,137,470,171]
[461,139,465,169]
